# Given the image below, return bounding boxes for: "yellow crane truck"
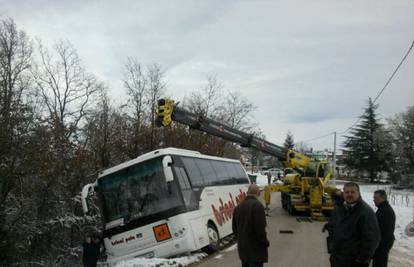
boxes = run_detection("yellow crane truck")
[156,98,337,220]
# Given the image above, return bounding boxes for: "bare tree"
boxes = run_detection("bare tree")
[388,106,414,185]
[30,40,102,216]
[146,63,166,150]
[123,57,148,156]
[83,88,113,168]
[83,88,134,169]
[186,74,222,117]
[173,77,257,157]
[33,40,101,146]
[0,17,33,201]
[219,91,257,131]
[0,18,37,266]
[26,40,102,264]
[179,75,224,153]
[123,57,147,126]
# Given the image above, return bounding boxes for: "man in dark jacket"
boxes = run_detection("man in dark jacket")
[82,233,101,267]
[329,182,380,267]
[323,188,344,253]
[372,190,395,267]
[232,184,269,267]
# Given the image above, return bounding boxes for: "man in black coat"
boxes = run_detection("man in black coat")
[329,182,380,267]
[82,233,101,267]
[373,189,395,267]
[323,188,344,253]
[232,184,269,267]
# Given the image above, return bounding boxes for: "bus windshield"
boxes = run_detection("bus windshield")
[98,157,183,224]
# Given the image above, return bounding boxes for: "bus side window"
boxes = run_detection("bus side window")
[211,161,231,185]
[174,167,191,190]
[195,159,218,186]
[223,162,238,184]
[174,166,198,210]
[181,158,205,187]
[232,163,249,184]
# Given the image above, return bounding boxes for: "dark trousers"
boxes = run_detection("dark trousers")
[242,261,264,267]
[329,256,369,267]
[373,241,394,267]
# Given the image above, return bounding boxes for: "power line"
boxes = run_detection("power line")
[302,132,335,143]
[302,39,414,141]
[340,40,414,135]
[338,117,361,135]
[372,40,414,104]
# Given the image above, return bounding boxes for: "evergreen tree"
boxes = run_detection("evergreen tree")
[284,131,295,150]
[342,98,393,182]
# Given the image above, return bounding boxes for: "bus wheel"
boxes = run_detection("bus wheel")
[204,223,220,253]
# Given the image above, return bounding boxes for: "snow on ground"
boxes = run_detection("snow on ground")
[213,254,223,259]
[355,183,414,267]
[250,172,268,187]
[114,253,207,267]
[249,173,283,188]
[223,243,237,253]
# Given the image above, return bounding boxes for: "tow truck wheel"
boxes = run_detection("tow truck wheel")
[281,192,288,210]
[286,200,292,214]
[287,198,296,215]
[203,223,220,253]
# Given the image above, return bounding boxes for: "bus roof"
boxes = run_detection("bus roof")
[97,147,241,179]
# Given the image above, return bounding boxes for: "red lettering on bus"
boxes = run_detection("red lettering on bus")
[211,189,246,226]
[212,204,223,226]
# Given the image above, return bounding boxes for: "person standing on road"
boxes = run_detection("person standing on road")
[82,233,101,267]
[329,182,380,267]
[266,172,272,185]
[331,189,344,207]
[373,190,395,267]
[323,188,344,253]
[232,184,269,267]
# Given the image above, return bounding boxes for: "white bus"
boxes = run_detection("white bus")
[81,147,250,266]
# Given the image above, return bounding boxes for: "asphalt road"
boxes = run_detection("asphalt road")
[193,192,331,267]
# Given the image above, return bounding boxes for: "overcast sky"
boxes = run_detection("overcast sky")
[2,0,413,151]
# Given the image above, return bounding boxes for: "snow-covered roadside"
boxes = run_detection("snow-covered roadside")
[114,252,207,267]
[357,184,414,267]
[253,173,269,187]
[249,173,283,188]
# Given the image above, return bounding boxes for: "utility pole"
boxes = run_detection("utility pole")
[333,131,337,184]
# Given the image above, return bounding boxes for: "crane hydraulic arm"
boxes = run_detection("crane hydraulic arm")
[156,98,311,170]
[157,98,336,220]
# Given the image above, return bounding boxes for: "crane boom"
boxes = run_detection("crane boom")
[157,98,312,170]
[171,104,287,161]
[157,98,335,220]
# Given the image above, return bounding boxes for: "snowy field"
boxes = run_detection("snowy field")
[357,184,414,267]
[250,172,282,187]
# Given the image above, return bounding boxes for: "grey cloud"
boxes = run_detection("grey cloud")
[2,0,413,149]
